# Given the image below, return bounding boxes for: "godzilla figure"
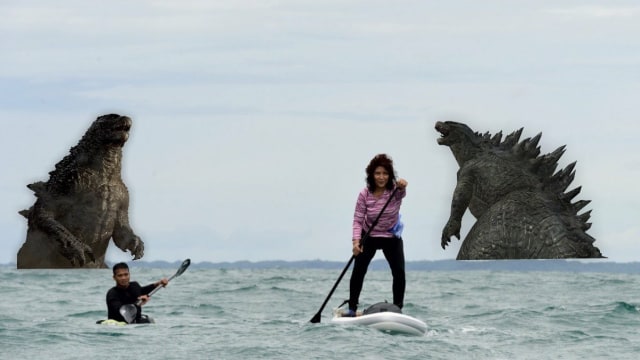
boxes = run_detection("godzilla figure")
[435,121,603,260]
[17,114,144,269]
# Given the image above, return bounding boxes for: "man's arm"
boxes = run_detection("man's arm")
[141,278,169,296]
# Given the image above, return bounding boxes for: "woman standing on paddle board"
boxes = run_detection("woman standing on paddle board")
[345,154,407,317]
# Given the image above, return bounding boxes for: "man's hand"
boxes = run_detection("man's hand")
[138,294,150,305]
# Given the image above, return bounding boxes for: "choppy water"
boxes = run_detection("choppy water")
[1,266,639,359]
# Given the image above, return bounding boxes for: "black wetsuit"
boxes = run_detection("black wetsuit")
[106,281,156,323]
[349,236,406,311]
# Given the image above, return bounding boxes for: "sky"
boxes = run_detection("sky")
[1,1,639,264]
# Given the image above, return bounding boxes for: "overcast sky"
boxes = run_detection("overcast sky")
[1,1,639,264]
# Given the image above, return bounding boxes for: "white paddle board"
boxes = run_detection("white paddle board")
[330,305,427,335]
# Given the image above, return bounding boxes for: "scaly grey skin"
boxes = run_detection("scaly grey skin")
[435,121,603,260]
[17,114,144,268]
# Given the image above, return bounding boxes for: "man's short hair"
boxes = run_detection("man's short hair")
[112,262,129,275]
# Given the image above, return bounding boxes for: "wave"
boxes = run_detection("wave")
[611,301,639,315]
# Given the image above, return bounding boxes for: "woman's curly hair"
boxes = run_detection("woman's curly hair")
[365,154,396,192]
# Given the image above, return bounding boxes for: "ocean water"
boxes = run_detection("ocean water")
[1,266,639,360]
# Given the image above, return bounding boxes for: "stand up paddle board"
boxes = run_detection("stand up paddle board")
[330,302,427,336]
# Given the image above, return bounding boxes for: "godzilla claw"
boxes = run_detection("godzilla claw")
[62,240,95,267]
[85,247,96,263]
[127,236,145,260]
[441,233,450,249]
[441,219,461,249]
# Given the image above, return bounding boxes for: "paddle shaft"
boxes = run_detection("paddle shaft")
[310,187,399,323]
[136,259,190,305]
[141,270,182,303]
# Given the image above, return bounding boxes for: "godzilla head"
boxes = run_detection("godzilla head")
[435,121,482,166]
[435,121,479,147]
[84,114,133,147]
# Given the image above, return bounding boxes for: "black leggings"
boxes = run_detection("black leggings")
[349,236,405,311]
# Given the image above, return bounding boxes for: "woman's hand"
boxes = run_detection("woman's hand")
[352,239,362,256]
[396,178,408,189]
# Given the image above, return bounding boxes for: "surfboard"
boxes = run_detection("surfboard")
[330,302,427,336]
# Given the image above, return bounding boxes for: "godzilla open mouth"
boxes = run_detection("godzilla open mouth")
[98,115,132,146]
[435,121,449,145]
[113,116,132,133]
[108,117,132,146]
[114,122,131,132]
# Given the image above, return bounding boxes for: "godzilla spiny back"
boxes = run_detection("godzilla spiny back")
[484,129,581,191]
[436,121,592,231]
[43,114,132,196]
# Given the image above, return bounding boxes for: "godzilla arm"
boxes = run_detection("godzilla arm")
[112,188,144,260]
[442,168,474,249]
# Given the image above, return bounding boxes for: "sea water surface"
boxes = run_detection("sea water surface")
[1,265,639,359]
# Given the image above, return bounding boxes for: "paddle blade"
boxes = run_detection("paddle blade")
[309,255,356,324]
[148,258,192,297]
[119,304,137,324]
[174,258,191,278]
[310,312,321,323]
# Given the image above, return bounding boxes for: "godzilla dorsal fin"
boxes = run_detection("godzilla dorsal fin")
[19,209,30,218]
[512,139,525,157]
[27,181,46,191]
[490,131,503,146]
[537,146,566,179]
[524,133,542,158]
[547,146,566,165]
[561,186,582,201]
[547,161,576,193]
[582,222,592,231]
[573,200,591,212]
[500,128,523,149]
[26,182,47,197]
[512,136,542,160]
[578,210,592,224]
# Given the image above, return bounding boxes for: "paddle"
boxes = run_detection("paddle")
[310,187,399,323]
[119,258,191,324]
